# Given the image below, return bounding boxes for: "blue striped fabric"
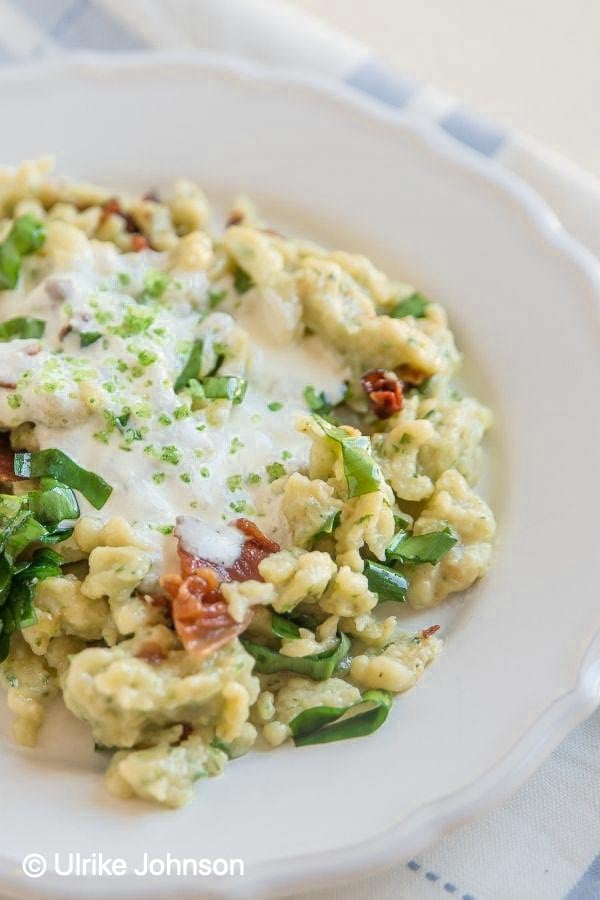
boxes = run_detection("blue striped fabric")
[15,0,75,33]
[346,58,420,109]
[565,852,600,900]
[346,57,507,157]
[52,0,147,51]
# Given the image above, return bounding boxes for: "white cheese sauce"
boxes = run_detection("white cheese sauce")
[0,243,350,575]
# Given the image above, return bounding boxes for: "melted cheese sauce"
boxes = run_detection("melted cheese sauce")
[0,243,349,574]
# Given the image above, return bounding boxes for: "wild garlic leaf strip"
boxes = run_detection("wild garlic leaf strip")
[290,690,392,746]
[386,527,457,565]
[14,450,112,510]
[241,632,351,681]
[313,415,382,498]
[0,215,46,290]
[363,559,408,602]
[0,317,45,341]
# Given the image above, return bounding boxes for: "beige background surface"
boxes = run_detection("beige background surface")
[288,0,600,178]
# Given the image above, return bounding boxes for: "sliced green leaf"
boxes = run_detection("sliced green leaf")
[14,449,112,510]
[290,689,392,746]
[241,632,351,681]
[4,515,46,565]
[313,509,341,541]
[201,375,247,405]
[364,559,408,602]
[0,547,63,661]
[28,479,79,527]
[0,215,46,290]
[174,339,204,393]
[0,317,45,341]
[387,527,457,565]
[37,525,74,545]
[313,415,381,497]
[390,292,429,319]
[270,612,301,641]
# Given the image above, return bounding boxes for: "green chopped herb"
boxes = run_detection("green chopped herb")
[115,306,155,337]
[137,349,157,367]
[246,472,262,485]
[230,499,252,514]
[152,472,166,484]
[363,559,408,602]
[160,445,182,466]
[0,215,46,290]
[199,467,210,478]
[313,415,381,497]
[267,401,284,412]
[390,292,429,319]
[303,385,332,415]
[155,524,174,535]
[233,266,254,294]
[0,317,45,341]
[208,288,226,309]
[265,462,286,483]
[13,449,112,510]
[142,269,170,300]
[118,272,131,286]
[229,437,244,454]
[289,689,392,746]
[226,474,243,492]
[80,331,102,347]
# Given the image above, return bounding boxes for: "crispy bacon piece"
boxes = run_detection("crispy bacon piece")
[160,519,280,656]
[179,518,280,584]
[177,722,193,743]
[131,234,149,252]
[162,567,248,657]
[100,197,138,234]
[398,364,428,387]
[228,518,280,581]
[422,624,441,640]
[361,368,404,419]
[136,641,167,664]
[225,210,244,227]
[0,434,17,482]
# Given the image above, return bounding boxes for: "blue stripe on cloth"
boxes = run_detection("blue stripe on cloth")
[564,852,600,899]
[440,106,506,157]
[346,59,420,108]
[12,0,76,32]
[53,0,148,51]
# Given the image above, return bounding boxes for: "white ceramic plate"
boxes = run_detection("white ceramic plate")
[0,52,599,900]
